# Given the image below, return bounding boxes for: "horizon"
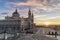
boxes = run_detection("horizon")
[0,0,60,25]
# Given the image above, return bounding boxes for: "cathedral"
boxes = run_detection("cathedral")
[0,9,34,39]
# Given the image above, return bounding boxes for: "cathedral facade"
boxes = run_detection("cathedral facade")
[0,9,34,39]
[0,9,34,34]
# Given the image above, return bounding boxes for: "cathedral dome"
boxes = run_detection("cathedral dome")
[12,9,20,17]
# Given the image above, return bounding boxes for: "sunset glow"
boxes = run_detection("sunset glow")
[44,22,51,25]
[0,0,60,25]
[34,20,60,25]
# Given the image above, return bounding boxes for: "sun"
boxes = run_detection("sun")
[44,21,51,25]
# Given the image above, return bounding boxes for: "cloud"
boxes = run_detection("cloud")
[5,0,60,12]
[34,14,60,22]
[5,0,60,17]
[1,0,60,24]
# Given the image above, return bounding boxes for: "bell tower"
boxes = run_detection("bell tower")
[28,9,34,33]
[28,9,31,18]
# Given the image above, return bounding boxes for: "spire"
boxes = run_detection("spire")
[28,9,31,14]
[15,9,17,12]
[29,9,31,12]
[28,9,31,18]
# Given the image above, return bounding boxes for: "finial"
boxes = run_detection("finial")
[28,8,31,13]
[15,8,17,12]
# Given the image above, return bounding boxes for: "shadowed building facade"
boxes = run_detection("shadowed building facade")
[0,9,34,39]
[5,9,34,32]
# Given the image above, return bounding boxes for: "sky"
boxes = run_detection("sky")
[0,0,60,25]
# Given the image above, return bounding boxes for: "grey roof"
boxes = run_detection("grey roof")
[0,20,20,25]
